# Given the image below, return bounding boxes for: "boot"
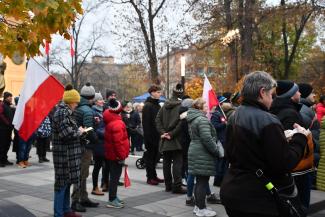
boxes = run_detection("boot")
[71,201,86,212]
[80,199,99,207]
[172,186,187,194]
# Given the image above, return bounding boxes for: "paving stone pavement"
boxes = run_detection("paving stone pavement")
[0,148,324,217]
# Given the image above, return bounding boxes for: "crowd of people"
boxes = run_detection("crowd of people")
[1,71,325,217]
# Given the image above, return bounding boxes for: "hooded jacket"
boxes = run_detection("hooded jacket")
[74,97,97,149]
[270,97,304,129]
[187,108,220,176]
[316,103,325,123]
[155,96,182,152]
[142,97,161,148]
[220,99,307,215]
[103,110,129,161]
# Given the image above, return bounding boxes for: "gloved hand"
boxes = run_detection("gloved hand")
[118,160,125,166]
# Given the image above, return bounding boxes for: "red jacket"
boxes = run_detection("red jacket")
[316,103,325,122]
[103,110,129,161]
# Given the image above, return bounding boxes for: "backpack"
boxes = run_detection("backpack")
[37,116,52,138]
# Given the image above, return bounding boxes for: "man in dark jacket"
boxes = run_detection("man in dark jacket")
[211,96,228,187]
[298,83,319,208]
[0,91,14,167]
[270,80,310,212]
[155,83,186,194]
[72,83,99,212]
[142,85,164,185]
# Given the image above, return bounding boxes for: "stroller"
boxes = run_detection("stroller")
[135,151,162,169]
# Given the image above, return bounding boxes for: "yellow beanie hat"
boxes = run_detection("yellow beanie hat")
[63,84,80,104]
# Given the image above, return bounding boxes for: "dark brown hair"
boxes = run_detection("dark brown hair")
[148,84,162,93]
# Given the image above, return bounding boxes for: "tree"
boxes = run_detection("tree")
[0,0,83,58]
[51,2,108,90]
[108,0,172,83]
[279,0,323,79]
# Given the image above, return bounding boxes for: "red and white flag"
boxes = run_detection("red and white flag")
[45,41,50,55]
[202,74,219,119]
[13,58,64,141]
[70,37,75,57]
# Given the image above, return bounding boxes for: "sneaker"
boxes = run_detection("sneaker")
[116,196,124,204]
[186,197,195,206]
[147,179,159,185]
[193,206,199,214]
[195,208,216,217]
[91,187,104,196]
[18,162,26,168]
[106,198,124,209]
[206,193,221,204]
[23,161,31,167]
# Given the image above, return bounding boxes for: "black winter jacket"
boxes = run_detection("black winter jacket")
[0,100,14,130]
[270,97,304,130]
[142,97,161,148]
[220,99,307,215]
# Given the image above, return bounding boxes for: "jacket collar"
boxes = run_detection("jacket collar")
[242,98,268,111]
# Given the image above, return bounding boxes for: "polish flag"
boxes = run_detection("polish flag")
[13,58,64,141]
[70,37,75,57]
[202,74,219,119]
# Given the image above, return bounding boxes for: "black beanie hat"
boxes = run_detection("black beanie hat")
[298,83,313,98]
[276,80,299,98]
[3,91,12,99]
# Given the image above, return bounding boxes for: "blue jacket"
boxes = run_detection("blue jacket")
[93,105,105,157]
[211,108,227,145]
[74,97,97,149]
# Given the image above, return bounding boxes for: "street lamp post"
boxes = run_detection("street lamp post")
[181,54,186,90]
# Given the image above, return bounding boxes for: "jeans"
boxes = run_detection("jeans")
[214,158,228,185]
[92,155,107,189]
[107,160,123,201]
[294,172,312,209]
[163,150,183,188]
[187,174,211,198]
[145,145,159,179]
[194,176,210,209]
[18,137,33,162]
[0,129,12,163]
[54,184,71,217]
[72,149,92,202]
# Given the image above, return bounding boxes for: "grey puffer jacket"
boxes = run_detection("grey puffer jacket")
[187,108,222,176]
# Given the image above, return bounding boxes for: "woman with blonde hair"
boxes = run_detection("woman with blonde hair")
[187,98,224,217]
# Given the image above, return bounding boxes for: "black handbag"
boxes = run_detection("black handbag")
[255,169,306,217]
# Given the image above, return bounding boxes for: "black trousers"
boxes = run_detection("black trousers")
[0,129,12,163]
[225,208,280,217]
[36,137,49,159]
[194,176,209,209]
[145,145,159,180]
[92,155,107,189]
[107,160,122,201]
[163,150,183,188]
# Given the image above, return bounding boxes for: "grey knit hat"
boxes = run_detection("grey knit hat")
[94,92,103,102]
[181,98,193,108]
[80,82,95,99]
